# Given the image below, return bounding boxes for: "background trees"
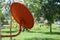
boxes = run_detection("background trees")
[24,0,60,33]
[0,1,5,25]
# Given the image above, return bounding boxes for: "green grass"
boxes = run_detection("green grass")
[1,23,60,40]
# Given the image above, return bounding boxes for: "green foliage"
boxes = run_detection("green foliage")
[24,0,60,23]
[0,12,5,25]
[41,0,60,32]
[42,0,60,23]
[24,0,60,33]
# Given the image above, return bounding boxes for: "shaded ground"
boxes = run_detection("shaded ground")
[25,38,59,40]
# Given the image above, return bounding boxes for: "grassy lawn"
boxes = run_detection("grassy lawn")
[1,23,60,40]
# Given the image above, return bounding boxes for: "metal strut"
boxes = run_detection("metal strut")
[1,25,21,37]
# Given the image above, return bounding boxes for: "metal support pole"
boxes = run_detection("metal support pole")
[10,3,12,40]
[0,26,2,40]
[0,17,2,40]
[0,1,1,40]
[10,16,12,40]
[9,0,12,40]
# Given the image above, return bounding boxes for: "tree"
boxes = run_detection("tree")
[0,11,5,25]
[0,1,5,25]
[24,0,60,33]
[42,0,60,33]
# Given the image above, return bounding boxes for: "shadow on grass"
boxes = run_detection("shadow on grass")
[28,31,41,33]
[25,37,59,40]
[43,32,60,35]
[2,31,17,33]
[28,31,60,35]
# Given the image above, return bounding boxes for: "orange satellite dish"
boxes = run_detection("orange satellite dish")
[10,2,34,29]
[1,2,34,37]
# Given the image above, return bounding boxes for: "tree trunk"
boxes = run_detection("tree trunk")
[50,24,52,33]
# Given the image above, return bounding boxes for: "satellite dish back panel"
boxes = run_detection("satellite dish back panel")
[10,2,34,29]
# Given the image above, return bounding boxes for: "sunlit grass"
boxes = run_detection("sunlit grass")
[1,23,60,40]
